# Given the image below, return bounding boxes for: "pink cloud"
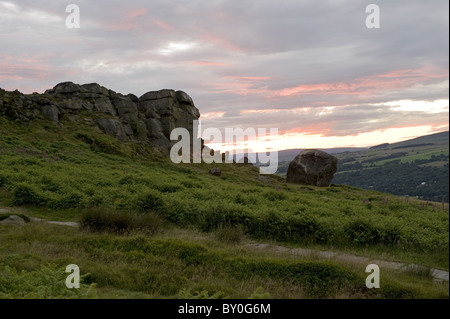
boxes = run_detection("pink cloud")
[228,76,272,81]
[187,60,230,67]
[0,55,51,83]
[152,18,173,31]
[273,66,449,98]
[107,8,147,31]
[202,33,244,53]
[126,8,147,19]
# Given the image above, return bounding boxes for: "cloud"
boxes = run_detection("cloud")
[0,0,448,149]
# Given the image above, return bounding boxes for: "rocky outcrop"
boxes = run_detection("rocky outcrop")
[286,149,338,187]
[0,82,200,155]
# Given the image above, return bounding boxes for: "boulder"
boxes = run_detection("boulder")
[42,105,60,123]
[92,97,116,115]
[96,118,125,138]
[286,149,338,187]
[0,215,26,226]
[176,90,194,105]
[52,82,87,94]
[81,83,109,96]
[209,167,222,177]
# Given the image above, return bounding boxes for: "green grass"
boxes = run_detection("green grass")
[0,222,448,299]
[374,149,449,166]
[0,116,449,298]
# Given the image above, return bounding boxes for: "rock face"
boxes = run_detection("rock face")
[0,82,200,155]
[286,149,338,187]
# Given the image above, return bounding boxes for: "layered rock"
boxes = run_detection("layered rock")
[0,82,200,155]
[286,149,338,187]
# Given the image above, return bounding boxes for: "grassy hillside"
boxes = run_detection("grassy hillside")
[331,132,449,202]
[0,116,448,299]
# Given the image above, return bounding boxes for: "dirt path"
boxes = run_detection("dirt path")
[246,243,449,282]
[1,206,448,282]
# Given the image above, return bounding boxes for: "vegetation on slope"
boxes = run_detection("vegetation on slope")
[0,116,448,298]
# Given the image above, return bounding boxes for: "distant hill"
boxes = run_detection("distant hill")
[370,131,448,149]
[271,147,368,163]
[332,131,449,202]
[272,131,449,202]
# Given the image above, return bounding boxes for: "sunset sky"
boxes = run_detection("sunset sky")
[0,0,448,152]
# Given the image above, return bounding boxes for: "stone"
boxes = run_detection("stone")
[0,215,26,226]
[114,97,137,116]
[209,167,222,176]
[81,83,109,96]
[258,175,271,184]
[52,82,87,94]
[60,99,83,110]
[96,118,122,136]
[286,149,338,187]
[42,105,60,123]
[92,97,116,116]
[127,93,138,103]
[175,90,194,105]
[139,89,176,101]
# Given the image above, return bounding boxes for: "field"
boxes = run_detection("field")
[0,116,449,299]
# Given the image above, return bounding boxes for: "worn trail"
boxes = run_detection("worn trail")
[246,243,449,282]
[1,206,448,282]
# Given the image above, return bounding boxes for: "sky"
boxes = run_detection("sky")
[0,0,448,152]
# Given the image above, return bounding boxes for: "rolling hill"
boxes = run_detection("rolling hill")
[331,131,449,202]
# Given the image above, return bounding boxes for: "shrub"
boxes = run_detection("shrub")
[0,174,8,187]
[12,183,44,206]
[263,190,287,201]
[0,264,97,299]
[48,192,84,209]
[288,214,329,243]
[156,184,183,193]
[215,225,246,244]
[80,207,162,235]
[345,220,381,245]
[200,202,248,231]
[344,220,402,246]
[135,190,164,212]
[178,289,228,299]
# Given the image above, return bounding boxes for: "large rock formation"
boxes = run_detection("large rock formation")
[0,82,200,155]
[286,149,338,187]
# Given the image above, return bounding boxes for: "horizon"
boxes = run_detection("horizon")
[216,130,449,155]
[0,1,448,150]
